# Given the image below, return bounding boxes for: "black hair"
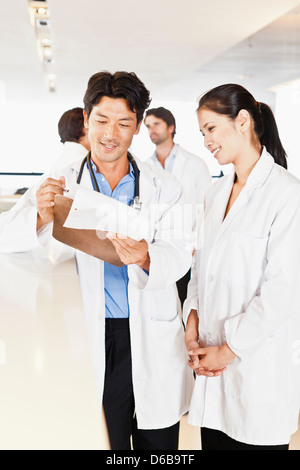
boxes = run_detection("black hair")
[58,107,85,143]
[83,71,151,126]
[145,107,176,138]
[197,84,287,169]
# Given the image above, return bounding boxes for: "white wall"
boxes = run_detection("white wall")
[0,102,71,174]
[275,82,300,179]
[0,99,79,194]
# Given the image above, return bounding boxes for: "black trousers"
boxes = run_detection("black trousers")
[201,428,289,451]
[176,269,191,307]
[102,318,180,450]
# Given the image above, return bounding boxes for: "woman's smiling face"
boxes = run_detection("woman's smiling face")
[197,107,244,166]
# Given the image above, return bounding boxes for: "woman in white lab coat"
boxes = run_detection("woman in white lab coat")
[184,83,300,450]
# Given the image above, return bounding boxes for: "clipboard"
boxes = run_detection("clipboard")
[52,195,124,267]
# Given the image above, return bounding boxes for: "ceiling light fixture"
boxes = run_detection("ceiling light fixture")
[269,78,300,92]
[27,0,56,93]
[238,74,253,80]
[37,7,47,15]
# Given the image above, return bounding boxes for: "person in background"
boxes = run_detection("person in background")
[144,107,211,305]
[184,83,300,450]
[51,107,91,171]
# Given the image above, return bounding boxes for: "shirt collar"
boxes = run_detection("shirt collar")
[152,143,177,162]
[90,158,135,179]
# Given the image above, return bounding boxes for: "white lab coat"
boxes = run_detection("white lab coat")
[148,144,211,206]
[183,148,300,445]
[148,145,211,245]
[0,157,194,430]
[50,141,88,172]
[170,145,211,206]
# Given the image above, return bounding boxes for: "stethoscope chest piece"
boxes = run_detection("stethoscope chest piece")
[130,196,142,211]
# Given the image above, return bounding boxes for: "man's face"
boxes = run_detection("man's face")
[84,96,141,169]
[144,115,174,145]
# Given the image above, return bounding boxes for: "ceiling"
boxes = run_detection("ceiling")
[1,0,300,109]
[163,3,300,106]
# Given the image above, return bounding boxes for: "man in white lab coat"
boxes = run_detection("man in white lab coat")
[50,107,91,172]
[0,72,193,450]
[144,107,211,305]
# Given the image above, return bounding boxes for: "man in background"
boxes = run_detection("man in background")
[144,107,211,305]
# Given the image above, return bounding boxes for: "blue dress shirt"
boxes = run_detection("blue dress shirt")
[88,160,135,318]
[149,144,178,172]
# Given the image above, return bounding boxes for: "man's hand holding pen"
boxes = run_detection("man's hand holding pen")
[36,176,67,231]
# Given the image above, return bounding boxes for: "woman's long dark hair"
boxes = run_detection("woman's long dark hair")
[197,84,287,169]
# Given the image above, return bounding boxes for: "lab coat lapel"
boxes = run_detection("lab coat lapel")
[135,157,160,206]
[205,168,235,244]
[171,145,185,180]
[71,157,94,190]
[131,158,160,242]
[218,184,250,238]
[214,148,275,242]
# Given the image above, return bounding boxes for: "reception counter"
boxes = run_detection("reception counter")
[0,251,109,450]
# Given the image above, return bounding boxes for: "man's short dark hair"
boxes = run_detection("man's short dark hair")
[83,71,151,125]
[58,107,85,143]
[145,107,176,138]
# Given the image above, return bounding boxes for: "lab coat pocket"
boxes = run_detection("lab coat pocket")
[225,337,276,404]
[149,314,185,380]
[149,285,178,322]
[224,231,268,289]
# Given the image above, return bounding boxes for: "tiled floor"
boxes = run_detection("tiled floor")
[179,414,300,450]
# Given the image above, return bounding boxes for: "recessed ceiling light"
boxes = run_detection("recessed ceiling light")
[269,78,300,92]
[238,74,253,80]
[37,7,47,15]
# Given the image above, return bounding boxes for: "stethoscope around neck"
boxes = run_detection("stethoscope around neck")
[76,151,142,210]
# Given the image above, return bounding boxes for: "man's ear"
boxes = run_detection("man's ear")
[168,124,175,136]
[135,121,142,135]
[83,110,89,128]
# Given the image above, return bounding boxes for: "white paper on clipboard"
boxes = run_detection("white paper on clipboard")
[63,184,150,241]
